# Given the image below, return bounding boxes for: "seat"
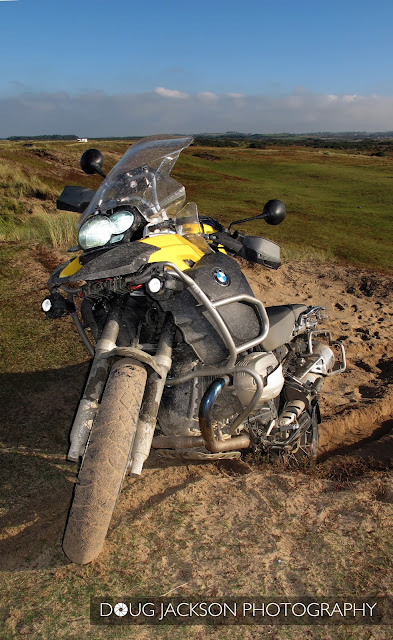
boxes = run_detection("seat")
[261,304,308,351]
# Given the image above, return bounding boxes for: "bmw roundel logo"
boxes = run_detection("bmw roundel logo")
[213,268,230,286]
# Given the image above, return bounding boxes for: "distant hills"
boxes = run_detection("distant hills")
[3,132,393,154]
[6,135,79,141]
[3,131,393,142]
[4,134,140,141]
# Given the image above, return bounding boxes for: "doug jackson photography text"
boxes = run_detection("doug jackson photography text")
[90,597,392,625]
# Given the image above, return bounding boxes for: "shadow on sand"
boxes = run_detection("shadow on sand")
[0,362,89,570]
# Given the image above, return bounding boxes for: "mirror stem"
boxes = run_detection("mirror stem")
[228,215,265,233]
[93,165,106,178]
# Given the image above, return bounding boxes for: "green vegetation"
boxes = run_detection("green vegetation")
[0,206,79,248]
[175,147,393,270]
[0,157,79,247]
[194,132,393,155]
[0,139,392,268]
[0,158,57,200]
[7,134,79,141]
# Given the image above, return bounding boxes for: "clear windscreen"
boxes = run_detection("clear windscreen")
[78,135,194,228]
[174,202,212,254]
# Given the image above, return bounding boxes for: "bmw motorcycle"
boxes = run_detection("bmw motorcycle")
[42,135,346,564]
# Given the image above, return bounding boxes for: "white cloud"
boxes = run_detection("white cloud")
[226,93,244,98]
[154,87,189,99]
[287,95,304,108]
[197,91,219,102]
[1,89,393,137]
[342,94,359,103]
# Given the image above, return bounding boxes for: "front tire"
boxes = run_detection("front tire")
[63,358,147,564]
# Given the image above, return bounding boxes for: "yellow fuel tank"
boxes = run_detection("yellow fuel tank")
[139,234,205,270]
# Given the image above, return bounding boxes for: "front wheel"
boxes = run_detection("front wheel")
[63,358,147,564]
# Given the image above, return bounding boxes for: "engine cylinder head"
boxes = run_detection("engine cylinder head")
[233,352,284,408]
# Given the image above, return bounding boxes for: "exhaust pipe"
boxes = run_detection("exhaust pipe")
[199,378,250,452]
[152,434,205,449]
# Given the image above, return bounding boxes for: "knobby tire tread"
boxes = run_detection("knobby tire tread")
[62,358,147,564]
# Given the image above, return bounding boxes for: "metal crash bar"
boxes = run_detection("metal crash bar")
[162,261,269,368]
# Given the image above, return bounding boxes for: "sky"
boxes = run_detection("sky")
[0,0,393,136]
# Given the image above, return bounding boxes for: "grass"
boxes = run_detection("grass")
[0,208,79,247]
[0,244,87,373]
[0,158,57,200]
[174,147,393,270]
[0,140,392,268]
[0,155,80,248]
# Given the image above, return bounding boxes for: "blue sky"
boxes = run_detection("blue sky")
[1,0,393,136]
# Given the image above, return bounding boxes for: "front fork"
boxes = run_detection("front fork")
[67,309,175,473]
[128,314,175,475]
[67,304,123,461]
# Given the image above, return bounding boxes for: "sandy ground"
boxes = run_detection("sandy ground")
[0,251,392,639]
[243,259,393,457]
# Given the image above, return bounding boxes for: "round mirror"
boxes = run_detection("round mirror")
[262,199,286,225]
[80,149,104,176]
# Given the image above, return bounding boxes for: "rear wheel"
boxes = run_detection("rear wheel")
[63,358,147,564]
[285,405,319,467]
[270,405,319,468]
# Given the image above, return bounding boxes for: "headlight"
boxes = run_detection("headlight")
[78,210,135,250]
[78,215,113,249]
[110,210,134,233]
[110,233,124,244]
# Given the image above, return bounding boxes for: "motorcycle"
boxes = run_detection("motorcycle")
[42,135,346,564]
